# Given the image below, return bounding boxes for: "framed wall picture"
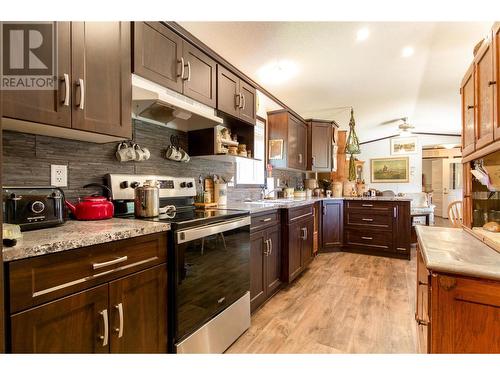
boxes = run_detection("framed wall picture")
[371,157,409,183]
[390,137,417,155]
[269,139,284,160]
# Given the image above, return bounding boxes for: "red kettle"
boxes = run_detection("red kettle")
[65,183,114,220]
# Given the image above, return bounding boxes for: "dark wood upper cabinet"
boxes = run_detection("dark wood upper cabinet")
[307,120,334,171]
[268,110,308,171]
[182,42,216,107]
[2,22,72,128]
[321,200,343,249]
[461,64,476,156]
[11,285,109,353]
[109,265,167,353]
[133,22,183,93]
[217,65,256,125]
[71,22,132,138]
[474,40,495,149]
[133,22,216,108]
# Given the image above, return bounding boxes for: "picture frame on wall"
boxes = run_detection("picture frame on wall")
[268,139,284,160]
[371,157,409,183]
[390,137,417,155]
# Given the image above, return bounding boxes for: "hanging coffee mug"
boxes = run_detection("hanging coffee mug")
[134,144,147,161]
[165,145,182,161]
[116,142,136,162]
[142,147,151,160]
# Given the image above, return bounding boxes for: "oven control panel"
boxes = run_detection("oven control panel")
[106,174,197,200]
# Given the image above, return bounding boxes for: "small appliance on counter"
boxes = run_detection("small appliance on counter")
[65,183,114,221]
[3,186,65,231]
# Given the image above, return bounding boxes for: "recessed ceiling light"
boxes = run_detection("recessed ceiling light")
[402,46,414,58]
[257,59,299,85]
[356,27,370,42]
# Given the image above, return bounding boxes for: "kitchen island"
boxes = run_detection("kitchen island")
[415,226,500,353]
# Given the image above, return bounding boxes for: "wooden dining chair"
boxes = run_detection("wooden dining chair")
[447,200,463,228]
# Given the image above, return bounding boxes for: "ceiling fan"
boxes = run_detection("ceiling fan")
[379,117,415,136]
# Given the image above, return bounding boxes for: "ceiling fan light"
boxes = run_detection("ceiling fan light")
[399,129,412,137]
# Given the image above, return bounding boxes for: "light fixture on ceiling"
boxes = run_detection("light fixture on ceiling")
[402,46,414,58]
[257,59,299,85]
[356,27,370,42]
[443,143,458,149]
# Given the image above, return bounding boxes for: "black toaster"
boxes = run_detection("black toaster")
[3,187,65,231]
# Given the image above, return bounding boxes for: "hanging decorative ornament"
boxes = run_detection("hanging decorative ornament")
[345,108,361,181]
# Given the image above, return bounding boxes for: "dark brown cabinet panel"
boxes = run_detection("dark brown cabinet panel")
[2,22,72,128]
[11,285,109,353]
[286,220,303,281]
[133,22,183,93]
[182,42,216,107]
[109,265,167,353]
[71,22,132,138]
[307,120,333,171]
[461,67,475,156]
[300,218,314,268]
[217,65,256,125]
[321,200,343,249]
[250,231,266,312]
[474,41,495,149]
[265,224,281,297]
[239,80,257,125]
[394,201,411,255]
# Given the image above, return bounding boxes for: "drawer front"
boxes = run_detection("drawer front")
[345,200,394,212]
[251,210,280,232]
[344,228,392,251]
[346,211,393,230]
[284,204,313,223]
[9,232,167,313]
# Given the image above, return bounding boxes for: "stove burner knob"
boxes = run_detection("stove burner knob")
[31,201,45,214]
[130,181,140,189]
[180,182,187,188]
[187,182,194,188]
[120,181,129,189]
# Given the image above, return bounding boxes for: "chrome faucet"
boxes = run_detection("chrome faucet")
[260,186,282,200]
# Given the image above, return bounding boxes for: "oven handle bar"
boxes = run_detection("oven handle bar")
[177,216,251,244]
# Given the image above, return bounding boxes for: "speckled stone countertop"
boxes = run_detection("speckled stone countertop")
[225,196,411,214]
[3,218,171,262]
[416,226,500,281]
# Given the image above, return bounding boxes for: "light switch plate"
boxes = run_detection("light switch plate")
[51,165,68,187]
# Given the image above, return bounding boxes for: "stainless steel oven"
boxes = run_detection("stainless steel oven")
[172,215,251,353]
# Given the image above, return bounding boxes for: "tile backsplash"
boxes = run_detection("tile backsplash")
[2,120,303,202]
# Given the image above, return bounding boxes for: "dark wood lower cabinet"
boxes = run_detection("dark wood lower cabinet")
[11,285,109,353]
[250,215,281,313]
[321,200,343,250]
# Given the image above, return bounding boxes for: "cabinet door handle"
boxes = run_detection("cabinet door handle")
[92,256,128,270]
[235,93,241,109]
[361,218,374,222]
[361,236,373,240]
[186,61,191,82]
[322,206,326,216]
[301,227,307,240]
[415,318,429,326]
[393,206,397,218]
[76,78,85,110]
[178,57,185,79]
[268,238,273,255]
[362,204,373,207]
[312,156,315,167]
[298,154,303,164]
[263,239,269,256]
[114,303,124,338]
[62,73,70,106]
[467,105,475,110]
[488,80,497,86]
[99,309,109,347]
[241,93,246,110]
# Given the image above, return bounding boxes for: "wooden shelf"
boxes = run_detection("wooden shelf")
[191,154,262,162]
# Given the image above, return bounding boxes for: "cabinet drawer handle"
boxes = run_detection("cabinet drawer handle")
[92,256,128,270]
[62,73,70,106]
[361,236,373,240]
[76,78,85,110]
[396,247,407,252]
[261,217,272,222]
[114,303,124,338]
[99,309,109,347]
[488,80,497,86]
[361,204,373,207]
[361,218,374,222]
[178,57,185,79]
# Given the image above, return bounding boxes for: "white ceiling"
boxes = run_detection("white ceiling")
[180,22,491,141]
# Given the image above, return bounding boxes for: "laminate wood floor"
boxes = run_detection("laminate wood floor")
[227,250,417,353]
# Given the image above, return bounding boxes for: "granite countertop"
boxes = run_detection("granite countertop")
[416,226,500,281]
[225,196,411,214]
[3,218,171,262]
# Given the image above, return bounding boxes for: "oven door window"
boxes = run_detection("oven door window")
[176,222,250,341]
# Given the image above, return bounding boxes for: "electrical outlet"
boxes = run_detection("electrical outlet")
[51,165,68,187]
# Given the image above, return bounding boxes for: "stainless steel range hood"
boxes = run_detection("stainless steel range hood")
[132,74,223,131]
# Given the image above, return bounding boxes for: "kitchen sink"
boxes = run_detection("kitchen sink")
[244,199,296,204]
